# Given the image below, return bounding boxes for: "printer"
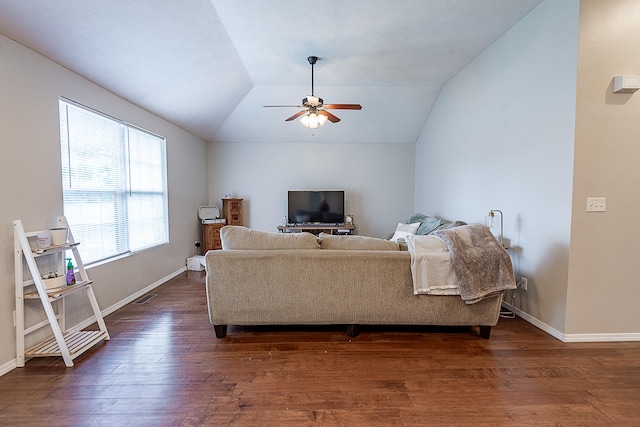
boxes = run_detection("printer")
[198,205,226,225]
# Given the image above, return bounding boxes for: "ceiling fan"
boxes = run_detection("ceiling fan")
[264,56,362,128]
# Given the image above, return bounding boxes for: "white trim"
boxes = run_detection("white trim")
[102,266,186,316]
[3,266,185,376]
[72,266,186,331]
[0,359,17,377]
[502,302,640,342]
[563,333,640,342]
[502,302,565,341]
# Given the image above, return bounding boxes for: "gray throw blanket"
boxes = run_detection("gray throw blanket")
[434,224,516,304]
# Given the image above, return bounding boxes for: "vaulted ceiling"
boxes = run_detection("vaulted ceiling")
[0,0,542,144]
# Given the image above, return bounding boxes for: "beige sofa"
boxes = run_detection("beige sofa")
[205,226,504,339]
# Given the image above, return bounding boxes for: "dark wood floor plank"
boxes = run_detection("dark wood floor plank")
[1,270,639,425]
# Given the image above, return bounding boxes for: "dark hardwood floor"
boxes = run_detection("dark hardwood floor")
[1,271,639,426]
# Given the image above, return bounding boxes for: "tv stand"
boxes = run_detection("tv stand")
[277,224,355,236]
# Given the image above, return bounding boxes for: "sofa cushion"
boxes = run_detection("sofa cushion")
[319,233,400,251]
[389,222,421,242]
[220,226,320,250]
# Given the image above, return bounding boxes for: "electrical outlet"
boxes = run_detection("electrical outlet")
[520,277,528,291]
[586,197,606,212]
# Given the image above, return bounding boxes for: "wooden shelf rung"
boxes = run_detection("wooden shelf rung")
[25,330,108,358]
[23,280,94,300]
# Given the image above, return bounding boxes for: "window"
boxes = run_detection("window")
[59,98,168,265]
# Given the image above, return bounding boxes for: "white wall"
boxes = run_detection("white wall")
[208,142,415,239]
[0,34,209,369]
[414,0,579,333]
[565,0,640,336]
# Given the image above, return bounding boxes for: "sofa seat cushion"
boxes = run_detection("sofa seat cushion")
[319,233,400,251]
[221,226,320,250]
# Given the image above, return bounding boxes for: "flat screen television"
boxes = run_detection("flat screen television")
[287,190,345,225]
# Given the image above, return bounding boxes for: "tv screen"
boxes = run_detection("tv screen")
[288,191,345,225]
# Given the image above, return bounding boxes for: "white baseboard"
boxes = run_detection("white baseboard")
[4,266,186,376]
[72,266,187,331]
[0,359,17,377]
[563,332,640,342]
[101,266,186,317]
[502,302,640,342]
[502,301,565,341]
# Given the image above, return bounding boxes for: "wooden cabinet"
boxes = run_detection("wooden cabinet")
[202,199,242,252]
[203,222,224,252]
[222,198,243,226]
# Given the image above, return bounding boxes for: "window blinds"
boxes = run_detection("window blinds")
[59,98,168,265]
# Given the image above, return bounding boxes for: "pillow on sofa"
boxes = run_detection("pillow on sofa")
[389,222,420,242]
[319,233,400,251]
[406,213,446,235]
[220,226,320,250]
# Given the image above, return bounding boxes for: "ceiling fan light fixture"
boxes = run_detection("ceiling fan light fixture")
[299,111,327,128]
[317,113,328,126]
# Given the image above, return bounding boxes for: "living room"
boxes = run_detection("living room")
[0,0,639,380]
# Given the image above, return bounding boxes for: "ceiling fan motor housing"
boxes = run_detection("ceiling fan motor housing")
[302,96,323,107]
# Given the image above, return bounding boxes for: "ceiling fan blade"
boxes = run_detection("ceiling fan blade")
[319,110,340,123]
[264,105,302,108]
[323,104,362,110]
[285,110,306,121]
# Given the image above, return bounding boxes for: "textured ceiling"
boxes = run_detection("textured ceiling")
[0,0,542,143]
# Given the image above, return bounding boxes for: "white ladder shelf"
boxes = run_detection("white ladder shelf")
[14,216,110,367]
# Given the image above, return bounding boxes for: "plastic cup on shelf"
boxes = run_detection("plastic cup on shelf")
[49,228,68,246]
[37,232,51,248]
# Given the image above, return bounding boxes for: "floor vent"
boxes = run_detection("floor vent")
[134,294,157,304]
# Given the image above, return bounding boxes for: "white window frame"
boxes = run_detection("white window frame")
[59,98,169,265]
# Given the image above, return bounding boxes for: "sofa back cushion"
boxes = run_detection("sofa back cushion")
[319,233,400,251]
[220,226,320,250]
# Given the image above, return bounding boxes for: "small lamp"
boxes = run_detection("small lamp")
[485,209,504,247]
